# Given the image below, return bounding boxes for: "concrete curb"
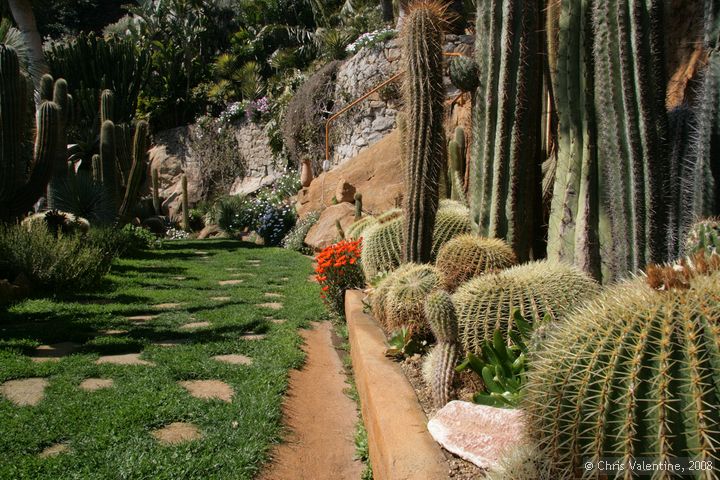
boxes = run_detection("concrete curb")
[345,290,448,480]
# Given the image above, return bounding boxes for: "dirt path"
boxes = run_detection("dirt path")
[260,321,363,480]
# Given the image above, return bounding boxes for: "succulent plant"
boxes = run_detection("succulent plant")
[346,215,377,240]
[0,45,61,222]
[424,290,459,407]
[453,260,599,355]
[684,218,720,256]
[354,192,363,221]
[469,0,543,262]
[449,56,479,93]
[524,271,720,478]
[436,234,517,291]
[181,174,190,232]
[383,263,442,337]
[484,443,554,480]
[152,167,161,215]
[401,1,447,264]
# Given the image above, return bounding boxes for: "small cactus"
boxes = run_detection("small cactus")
[424,290,459,407]
[449,56,479,93]
[118,120,149,222]
[453,260,599,354]
[524,271,720,478]
[436,234,517,291]
[181,174,190,232]
[354,192,363,221]
[152,167,161,215]
[684,218,720,256]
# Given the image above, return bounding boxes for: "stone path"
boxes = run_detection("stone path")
[79,378,114,391]
[39,443,69,458]
[179,321,210,330]
[179,380,234,402]
[213,354,253,366]
[259,321,362,480]
[0,378,49,406]
[95,353,155,366]
[257,302,283,310]
[152,422,202,445]
[32,342,80,362]
[218,279,243,286]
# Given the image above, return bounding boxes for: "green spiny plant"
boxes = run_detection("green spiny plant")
[118,120,149,222]
[354,192,363,221]
[152,167,161,215]
[346,215,377,240]
[469,0,543,262]
[546,0,601,280]
[484,443,554,480]
[401,1,447,264]
[453,260,599,354]
[100,89,114,124]
[383,263,442,337]
[0,46,61,222]
[99,119,118,207]
[182,174,190,232]
[591,0,671,280]
[448,126,466,203]
[424,290,459,407]
[436,234,517,291]
[523,271,720,478]
[91,154,102,183]
[448,56,479,93]
[684,218,720,256]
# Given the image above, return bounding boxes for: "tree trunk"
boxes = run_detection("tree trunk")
[7,0,48,93]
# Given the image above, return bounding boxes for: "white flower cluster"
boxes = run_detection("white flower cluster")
[218,101,245,124]
[345,28,397,54]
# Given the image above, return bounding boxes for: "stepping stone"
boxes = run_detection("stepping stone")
[126,314,159,322]
[428,401,526,470]
[79,378,114,391]
[264,292,283,298]
[240,334,267,341]
[39,443,69,458]
[179,321,210,330]
[271,319,286,325]
[224,268,239,271]
[213,354,253,366]
[99,329,128,336]
[95,353,155,366]
[153,339,189,347]
[153,303,182,310]
[0,378,49,406]
[210,296,231,301]
[257,302,283,310]
[31,342,80,362]
[218,280,243,286]
[172,276,188,281]
[178,380,234,402]
[193,251,209,255]
[281,277,289,281]
[152,422,202,445]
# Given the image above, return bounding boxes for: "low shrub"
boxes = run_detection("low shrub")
[0,224,117,292]
[256,202,296,246]
[315,239,364,319]
[282,210,320,254]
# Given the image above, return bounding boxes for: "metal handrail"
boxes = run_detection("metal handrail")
[324,52,465,164]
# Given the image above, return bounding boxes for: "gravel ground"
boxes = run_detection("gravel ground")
[399,354,485,479]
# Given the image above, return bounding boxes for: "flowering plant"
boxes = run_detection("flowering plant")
[315,239,364,319]
[345,28,397,54]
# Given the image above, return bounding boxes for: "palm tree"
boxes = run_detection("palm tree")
[7,0,48,90]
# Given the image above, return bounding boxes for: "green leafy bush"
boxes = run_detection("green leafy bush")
[0,225,117,292]
[283,210,320,254]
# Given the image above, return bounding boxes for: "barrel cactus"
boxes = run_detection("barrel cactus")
[383,263,442,337]
[453,260,599,354]
[449,56,479,93]
[346,215,377,240]
[401,0,446,264]
[424,290,459,407]
[484,444,554,480]
[524,270,720,478]
[436,234,517,291]
[684,218,720,256]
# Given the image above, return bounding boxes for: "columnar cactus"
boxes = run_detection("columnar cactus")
[436,234,517,291]
[354,192,363,221]
[667,106,696,258]
[91,154,102,183]
[44,76,72,210]
[99,119,118,207]
[469,0,543,262]
[452,260,599,354]
[152,167,161,215]
[0,45,61,222]
[546,0,601,279]
[401,1,447,264]
[118,120,149,221]
[592,0,671,279]
[524,272,720,478]
[181,174,190,232]
[100,89,114,124]
[424,290,459,407]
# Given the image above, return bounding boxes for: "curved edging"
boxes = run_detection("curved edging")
[345,290,448,480]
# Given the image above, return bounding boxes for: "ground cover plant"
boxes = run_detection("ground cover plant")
[0,239,324,479]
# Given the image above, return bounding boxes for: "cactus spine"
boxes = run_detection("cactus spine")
[0,46,61,222]
[182,174,190,232]
[424,290,459,407]
[354,192,362,221]
[524,273,720,478]
[592,0,671,280]
[401,1,446,264]
[469,0,543,262]
[152,167,161,215]
[118,120,149,221]
[546,0,601,280]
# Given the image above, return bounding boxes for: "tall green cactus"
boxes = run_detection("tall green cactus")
[469,0,543,262]
[448,129,465,203]
[424,290,459,407]
[119,120,149,221]
[524,273,720,478]
[182,174,190,232]
[46,76,72,210]
[99,119,118,208]
[546,0,601,280]
[401,1,446,264]
[0,45,61,222]
[100,89,114,124]
[592,0,670,279]
[152,167,161,215]
[354,192,362,221]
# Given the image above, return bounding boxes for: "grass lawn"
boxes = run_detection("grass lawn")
[0,239,325,480]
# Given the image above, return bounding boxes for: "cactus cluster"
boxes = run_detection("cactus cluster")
[452,260,599,355]
[400,1,446,265]
[524,271,720,478]
[435,234,517,291]
[0,46,62,222]
[381,263,442,337]
[684,218,720,256]
[423,290,459,407]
